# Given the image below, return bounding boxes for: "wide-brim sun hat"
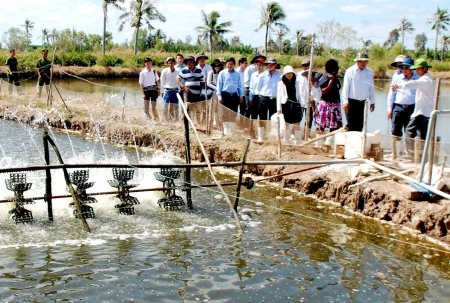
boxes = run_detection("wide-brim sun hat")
[398,57,414,67]
[264,58,280,69]
[390,54,406,67]
[410,58,432,70]
[301,69,317,77]
[353,52,370,62]
[183,56,196,64]
[283,65,295,75]
[196,53,209,61]
[211,59,223,67]
[251,53,267,64]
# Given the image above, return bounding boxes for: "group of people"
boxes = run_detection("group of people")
[5,48,436,151]
[5,48,54,97]
[387,55,436,156]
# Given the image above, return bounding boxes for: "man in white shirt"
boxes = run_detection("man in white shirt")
[392,59,435,153]
[160,57,180,122]
[387,58,419,139]
[237,57,249,121]
[175,53,186,101]
[342,53,376,131]
[244,53,266,97]
[298,59,313,130]
[196,53,213,101]
[139,57,160,120]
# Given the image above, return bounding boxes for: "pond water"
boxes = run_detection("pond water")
[0,110,450,301]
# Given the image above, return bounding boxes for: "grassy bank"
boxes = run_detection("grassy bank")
[1,49,450,79]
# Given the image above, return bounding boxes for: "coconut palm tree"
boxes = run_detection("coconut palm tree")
[39,28,50,46]
[441,34,450,62]
[154,28,166,43]
[102,0,124,55]
[195,10,232,59]
[49,28,60,46]
[21,19,35,52]
[361,39,372,52]
[117,0,166,56]
[294,29,304,56]
[428,6,450,60]
[275,25,290,54]
[399,17,414,53]
[255,1,287,55]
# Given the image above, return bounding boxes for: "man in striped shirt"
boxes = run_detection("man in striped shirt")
[177,56,205,124]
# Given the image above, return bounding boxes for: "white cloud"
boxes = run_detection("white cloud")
[340,5,371,13]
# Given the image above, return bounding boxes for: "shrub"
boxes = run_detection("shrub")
[96,55,124,67]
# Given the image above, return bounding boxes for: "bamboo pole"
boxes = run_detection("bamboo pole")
[304,34,315,141]
[414,137,420,164]
[51,83,71,112]
[361,100,369,158]
[277,116,281,159]
[297,127,346,147]
[47,46,57,106]
[427,78,441,185]
[348,168,415,189]
[177,93,243,232]
[233,138,251,211]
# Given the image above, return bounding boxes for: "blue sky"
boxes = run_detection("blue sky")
[1,0,448,51]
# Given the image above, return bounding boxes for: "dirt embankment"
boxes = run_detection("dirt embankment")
[1,96,450,246]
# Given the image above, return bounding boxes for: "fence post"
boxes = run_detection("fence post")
[43,132,53,221]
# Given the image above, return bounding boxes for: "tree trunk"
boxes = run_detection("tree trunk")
[401,27,404,54]
[434,30,438,61]
[296,37,299,56]
[134,27,139,56]
[442,36,445,63]
[265,25,269,56]
[102,10,107,55]
[209,35,213,59]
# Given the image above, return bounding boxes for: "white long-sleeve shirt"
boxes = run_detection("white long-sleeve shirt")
[398,72,435,118]
[207,70,219,92]
[160,67,179,90]
[386,73,419,112]
[297,72,308,107]
[244,64,257,87]
[342,64,376,105]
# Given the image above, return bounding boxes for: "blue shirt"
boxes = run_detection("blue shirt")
[249,71,262,101]
[216,69,243,98]
[387,72,420,112]
[175,64,187,84]
[256,70,282,98]
[178,67,204,95]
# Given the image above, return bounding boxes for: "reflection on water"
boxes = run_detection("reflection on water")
[1,111,450,301]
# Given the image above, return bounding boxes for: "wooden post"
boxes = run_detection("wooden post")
[361,101,368,159]
[0,78,2,95]
[183,100,193,210]
[233,138,251,211]
[121,91,126,120]
[51,83,71,112]
[392,136,397,160]
[277,116,281,159]
[43,132,53,221]
[414,137,421,164]
[435,136,441,163]
[304,33,315,141]
[427,78,441,185]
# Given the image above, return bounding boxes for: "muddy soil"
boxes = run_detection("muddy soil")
[1,94,450,247]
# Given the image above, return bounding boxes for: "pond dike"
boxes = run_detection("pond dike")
[1,96,450,248]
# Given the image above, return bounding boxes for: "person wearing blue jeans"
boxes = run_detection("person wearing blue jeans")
[160,57,180,121]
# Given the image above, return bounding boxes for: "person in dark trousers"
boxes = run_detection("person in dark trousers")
[139,57,160,120]
[6,49,21,95]
[387,57,419,155]
[341,53,376,131]
[36,49,52,98]
[216,57,243,135]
